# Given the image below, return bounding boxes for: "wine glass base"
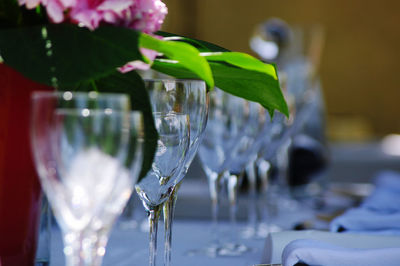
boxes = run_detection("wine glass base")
[185,242,254,258]
[240,223,283,239]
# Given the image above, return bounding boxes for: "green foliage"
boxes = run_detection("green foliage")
[0,0,48,28]
[156,31,230,52]
[140,33,214,88]
[202,52,277,79]
[153,32,288,116]
[0,13,288,180]
[0,24,143,86]
[152,59,288,117]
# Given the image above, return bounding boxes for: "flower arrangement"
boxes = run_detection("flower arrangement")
[0,0,288,178]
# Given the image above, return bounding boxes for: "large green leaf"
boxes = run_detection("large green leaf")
[140,33,214,88]
[0,24,143,86]
[156,31,230,52]
[152,59,289,117]
[0,0,48,28]
[67,72,157,181]
[202,52,278,79]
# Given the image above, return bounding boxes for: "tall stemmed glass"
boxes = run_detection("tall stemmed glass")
[89,112,144,265]
[218,99,262,255]
[143,79,208,266]
[135,112,190,266]
[30,91,139,266]
[225,102,270,239]
[197,88,250,256]
[255,103,295,234]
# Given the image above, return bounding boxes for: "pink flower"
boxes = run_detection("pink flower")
[118,47,158,72]
[19,0,167,71]
[18,0,167,33]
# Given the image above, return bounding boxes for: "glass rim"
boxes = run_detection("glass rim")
[152,111,188,117]
[31,90,130,100]
[143,78,206,84]
[54,108,142,116]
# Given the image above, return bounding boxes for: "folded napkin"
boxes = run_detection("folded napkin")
[330,170,400,234]
[261,230,400,264]
[373,170,400,193]
[282,239,400,266]
[330,208,400,234]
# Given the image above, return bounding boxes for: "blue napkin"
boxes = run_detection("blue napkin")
[330,171,400,234]
[282,239,400,266]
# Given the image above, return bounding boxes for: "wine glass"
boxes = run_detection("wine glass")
[135,112,190,266]
[217,99,264,255]
[225,102,270,240]
[88,112,144,265]
[196,88,251,256]
[138,79,208,266]
[30,91,139,266]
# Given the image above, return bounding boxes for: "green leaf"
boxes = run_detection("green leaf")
[156,31,230,52]
[0,24,143,86]
[139,33,214,88]
[202,52,278,79]
[152,59,289,117]
[0,0,20,27]
[66,71,157,181]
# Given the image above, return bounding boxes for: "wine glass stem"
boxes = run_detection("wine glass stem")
[62,230,97,266]
[148,205,161,266]
[91,227,112,266]
[226,171,239,242]
[163,183,181,266]
[246,161,258,231]
[257,158,271,229]
[207,172,222,244]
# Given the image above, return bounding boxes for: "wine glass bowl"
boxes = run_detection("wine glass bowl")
[135,111,190,266]
[30,91,142,266]
[152,112,190,185]
[145,79,208,180]
[136,112,190,207]
[133,79,208,266]
[197,88,259,256]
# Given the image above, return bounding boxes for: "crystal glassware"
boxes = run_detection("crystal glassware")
[143,79,208,266]
[218,98,261,255]
[88,111,144,265]
[124,79,208,266]
[197,88,251,256]
[30,91,142,266]
[135,112,190,266]
[226,102,269,240]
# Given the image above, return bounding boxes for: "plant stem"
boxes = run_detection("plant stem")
[90,80,99,92]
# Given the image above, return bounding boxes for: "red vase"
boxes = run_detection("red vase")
[0,64,51,266]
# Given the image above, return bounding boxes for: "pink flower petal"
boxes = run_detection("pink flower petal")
[140,47,158,62]
[70,10,103,30]
[19,0,42,9]
[97,0,134,13]
[21,0,168,32]
[118,60,151,73]
[59,0,77,8]
[46,0,65,23]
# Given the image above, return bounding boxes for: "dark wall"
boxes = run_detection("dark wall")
[162,0,400,140]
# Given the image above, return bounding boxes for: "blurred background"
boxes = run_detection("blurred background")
[161,0,400,141]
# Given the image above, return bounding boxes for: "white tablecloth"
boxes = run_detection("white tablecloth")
[50,220,266,266]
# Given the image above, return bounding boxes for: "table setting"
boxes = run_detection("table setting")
[262,170,400,265]
[1,1,400,266]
